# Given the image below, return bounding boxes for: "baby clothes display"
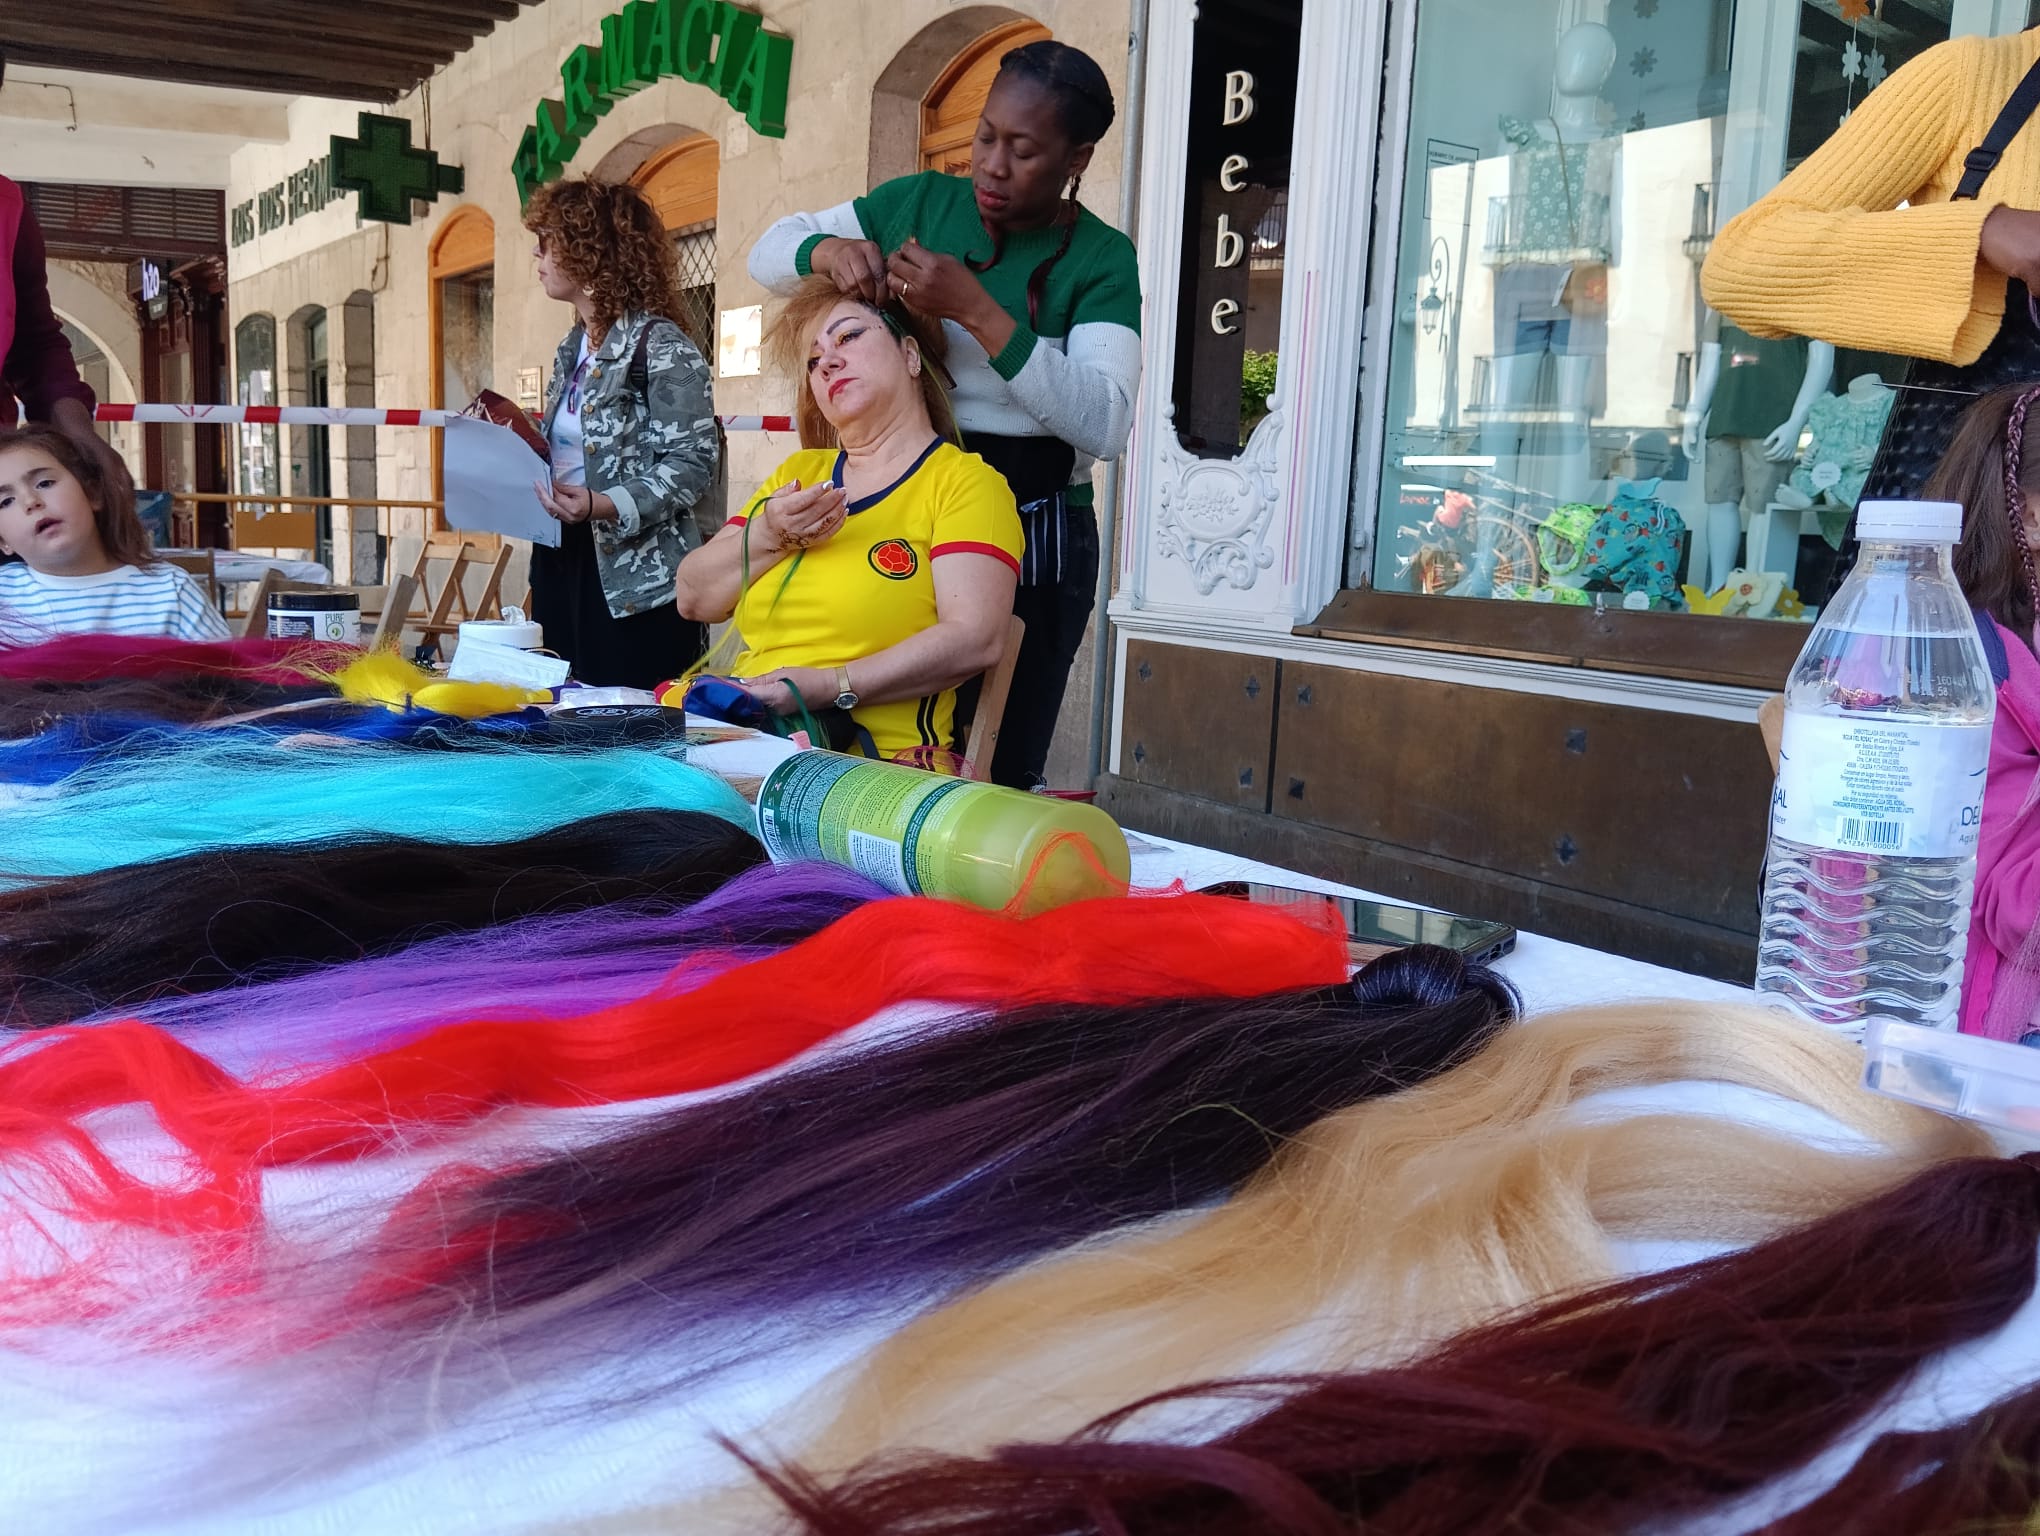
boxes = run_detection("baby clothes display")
[1578,480,1686,601]
[1789,382,1896,510]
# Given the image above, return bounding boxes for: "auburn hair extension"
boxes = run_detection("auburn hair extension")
[0,810,765,1027]
[0,890,1355,1285]
[785,1001,1992,1474]
[325,945,1513,1398]
[751,1153,2040,1536]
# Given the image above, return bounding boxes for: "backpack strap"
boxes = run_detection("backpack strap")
[1976,606,2013,687]
[1955,54,2040,200]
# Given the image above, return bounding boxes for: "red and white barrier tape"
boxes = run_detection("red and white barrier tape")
[94,404,795,432]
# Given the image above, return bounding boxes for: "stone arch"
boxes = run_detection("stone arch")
[868,7,1046,187]
[43,263,141,406]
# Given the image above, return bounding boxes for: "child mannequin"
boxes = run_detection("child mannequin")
[0,427,228,643]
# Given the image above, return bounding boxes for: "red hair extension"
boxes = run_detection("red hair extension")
[749,1153,2040,1536]
[0,634,348,685]
[1753,1373,2040,1535]
[0,892,1348,1244]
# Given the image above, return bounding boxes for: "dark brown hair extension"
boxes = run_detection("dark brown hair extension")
[0,426,152,571]
[750,1154,2040,1536]
[0,809,763,1026]
[1925,381,2040,645]
[521,177,689,348]
[0,674,320,740]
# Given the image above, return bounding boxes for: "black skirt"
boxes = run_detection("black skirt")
[529,519,704,691]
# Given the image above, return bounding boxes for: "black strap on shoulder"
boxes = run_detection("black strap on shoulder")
[1976,606,2013,686]
[1956,55,2040,200]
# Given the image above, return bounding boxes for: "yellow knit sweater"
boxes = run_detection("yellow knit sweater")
[1703,27,2040,367]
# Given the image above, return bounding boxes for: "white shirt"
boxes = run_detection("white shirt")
[549,335,592,489]
[0,561,231,642]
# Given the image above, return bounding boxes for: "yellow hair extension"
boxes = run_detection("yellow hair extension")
[768,1001,1989,1480]
[329,650,545,719]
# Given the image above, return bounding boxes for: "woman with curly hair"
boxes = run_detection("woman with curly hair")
[523,177,718,688]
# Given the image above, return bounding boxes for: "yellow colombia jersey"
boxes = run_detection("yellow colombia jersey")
[729,440,1022,763]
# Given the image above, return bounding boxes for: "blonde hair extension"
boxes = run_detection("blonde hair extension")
[760,1001,1986,1479]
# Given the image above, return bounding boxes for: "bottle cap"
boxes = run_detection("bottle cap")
[1856,500,1963,544]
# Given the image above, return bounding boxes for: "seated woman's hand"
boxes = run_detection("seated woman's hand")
[755,479,849,553]
[738,666,834,717]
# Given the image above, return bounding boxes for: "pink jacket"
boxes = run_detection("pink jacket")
[1961,615,2040,1038]
[0,175,96,426]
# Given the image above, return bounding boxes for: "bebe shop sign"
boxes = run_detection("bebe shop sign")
[1207,70,1256,338]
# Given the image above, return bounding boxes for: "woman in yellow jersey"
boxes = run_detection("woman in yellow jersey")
[674,279,1021,767]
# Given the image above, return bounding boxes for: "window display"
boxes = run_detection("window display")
[1355,0,1969,624]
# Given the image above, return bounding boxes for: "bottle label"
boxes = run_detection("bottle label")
[756,752,974,896]
[1773,714,1991,858]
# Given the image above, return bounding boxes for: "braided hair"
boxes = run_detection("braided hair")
[965,41,1117,330]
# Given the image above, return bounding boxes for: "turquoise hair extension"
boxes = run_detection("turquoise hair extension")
[0,739,754,887]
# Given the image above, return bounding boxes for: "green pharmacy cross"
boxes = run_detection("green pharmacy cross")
[329,112,465,226]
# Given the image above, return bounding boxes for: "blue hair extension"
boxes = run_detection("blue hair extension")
[0,739,754,886]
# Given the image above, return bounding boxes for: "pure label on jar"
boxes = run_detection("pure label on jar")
[1772,714,1991,858]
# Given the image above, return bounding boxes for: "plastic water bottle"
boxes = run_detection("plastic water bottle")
[1755,500,1997,1034]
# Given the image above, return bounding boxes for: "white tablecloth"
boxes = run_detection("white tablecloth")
[0,767,2024,1536]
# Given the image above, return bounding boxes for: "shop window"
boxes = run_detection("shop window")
[1351,0,1975,626]
[429,206,496,522]
[633,134,719,353]
[919,18,1051,175]
[294,307,333,567]
[1170,0,1299,459]
[234,313,279,515]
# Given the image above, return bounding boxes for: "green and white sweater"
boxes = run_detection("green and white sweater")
[747,171,1143,515]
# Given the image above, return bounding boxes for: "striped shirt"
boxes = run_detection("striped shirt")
[0,561,231,642]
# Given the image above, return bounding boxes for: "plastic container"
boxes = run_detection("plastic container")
[1862,1018,2040,1136]
[268,589,360,644]
[1753,499,1996,1035]
[756,750,1131,913]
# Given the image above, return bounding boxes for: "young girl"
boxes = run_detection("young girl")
[1920,384,2040,1039]
[0,426,228,643]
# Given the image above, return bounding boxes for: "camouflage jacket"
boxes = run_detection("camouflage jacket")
[540,310,718,619]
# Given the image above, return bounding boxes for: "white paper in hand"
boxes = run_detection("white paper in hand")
[442,414,561,548]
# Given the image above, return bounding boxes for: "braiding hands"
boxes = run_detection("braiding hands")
[886,238,996,330]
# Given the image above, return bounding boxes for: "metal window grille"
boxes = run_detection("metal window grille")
[673,222,717,354]
[20,182,224,262]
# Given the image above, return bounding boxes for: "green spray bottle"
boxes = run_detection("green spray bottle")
[755,750,1132,913]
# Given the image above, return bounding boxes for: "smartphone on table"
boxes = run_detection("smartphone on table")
[1199,881,1517,967]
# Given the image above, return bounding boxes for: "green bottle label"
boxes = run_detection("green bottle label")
[757,752,974,895]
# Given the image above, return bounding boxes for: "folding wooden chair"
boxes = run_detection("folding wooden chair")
[962,615,1026,783]
[158,550,220,614]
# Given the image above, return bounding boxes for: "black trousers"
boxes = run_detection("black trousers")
[530,520,704,691]
[988,511,1100,789]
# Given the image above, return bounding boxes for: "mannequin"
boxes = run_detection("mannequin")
[1682,320,1834,591]
[1456,21,1619,597]
[1781,373,1896,512]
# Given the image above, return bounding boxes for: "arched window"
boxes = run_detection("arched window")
[428,206,496,521]
[920,18,1050,174]
[632,133,719,353]
[234,313,279,512]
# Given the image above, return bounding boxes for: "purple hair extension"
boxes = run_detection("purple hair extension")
[102,861,889,1077]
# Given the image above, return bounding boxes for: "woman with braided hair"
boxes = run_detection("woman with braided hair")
[1919,383,2040,1039]
[748,39,1140,787]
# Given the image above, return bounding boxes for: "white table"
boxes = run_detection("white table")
[0,780,2021,1536]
